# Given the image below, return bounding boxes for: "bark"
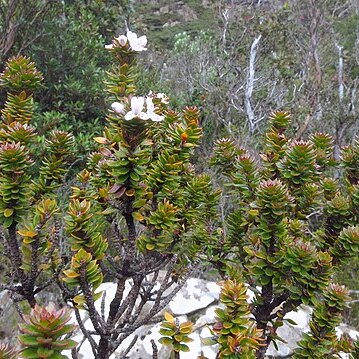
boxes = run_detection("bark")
[151,339,158,359]
[0,0,17,59]
[7,223,24,281]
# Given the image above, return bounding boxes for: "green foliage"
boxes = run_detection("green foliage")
[135,2,215,49]
[26,1,124,120]
[0,56,42,128]
[0,343,18,359]
[334,12,359,78]
[65,199,108,259]
[0,142,33,227]
[293,284,351,358]
[1,91,33,126]
[211,111,359,355]
[35,130,75,193]
[0,55,74,308]
[1,4,359,357]
[209,279,263,359]
[349,338,359,359]
[18,198,60,272]
[262,111,291,178]
[341,138,359,186]
[18,304,77,359]
[4,1,132,170]
[159,312,194,354]
[210,138,245,176]
[71,39,216,260]
[62,248,103,307]
[153,0,359,159]
[277,140,317,189]
[0,56,43,93]
[55,30,219,357]
[331,226,359,265]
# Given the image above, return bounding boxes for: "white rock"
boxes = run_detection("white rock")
[194,305,217,329]
[168,278,218,315]
[267,305,312,357]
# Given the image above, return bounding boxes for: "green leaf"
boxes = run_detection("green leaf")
[146,243,155,251]
[201,337,217,346]
[18,334,39,347]
[158,337,173,346]
[93,291,103,302]
[3,217,13,228]
[37,347,54,358]
[51,339,77,350]
[272,339,279,351]
[100,207,117,215]
[285,318,298,326]
[159,328,175,336]
[73,295,86,305]
[164,311,175,323]
[179,343,190,352]
[20,348,39,359]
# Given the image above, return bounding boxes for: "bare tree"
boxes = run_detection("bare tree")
[0,0,58,62]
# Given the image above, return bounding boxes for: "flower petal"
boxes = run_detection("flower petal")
[146,97,155,113]
[150,114,164,122]
[156,93,169,104]
[126,31,136,43]
[140,113,150,120]
[111,102,125,114]
[124,111,135,121]
[131,96,145,115]
[137,35,147,48]
[127,30,147,52]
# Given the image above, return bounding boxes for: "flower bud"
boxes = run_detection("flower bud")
[117,35,127,46]
[111,102,125,115]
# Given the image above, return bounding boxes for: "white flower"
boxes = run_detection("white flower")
[105,35,128,50]
[127,31,147,52]
[111,102,125,114]
[156,92,169,104]
[124,97,149,121]
[146,97,164,122]
[116,35,127,46]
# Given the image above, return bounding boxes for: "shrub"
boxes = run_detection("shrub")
[209,111,359,357]
[0,32,218,359]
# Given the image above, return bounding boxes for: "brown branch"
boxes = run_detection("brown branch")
[117,277,144,328]
[117,335,138,358]
[106,277,126,329]
[111,260,199,352]
[151,339,158,359]
[80,265,106,335]
[100,290,107,321]
[73,305,98,356]
[6,223,24,282]
[113,278,142,326]
[70,347,79,359]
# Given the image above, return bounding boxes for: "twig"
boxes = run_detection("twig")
[117,334,138,358]
[101,290,107,321]
[151,339,158,359]
[80,265,106,335]
[73,305,98,355]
